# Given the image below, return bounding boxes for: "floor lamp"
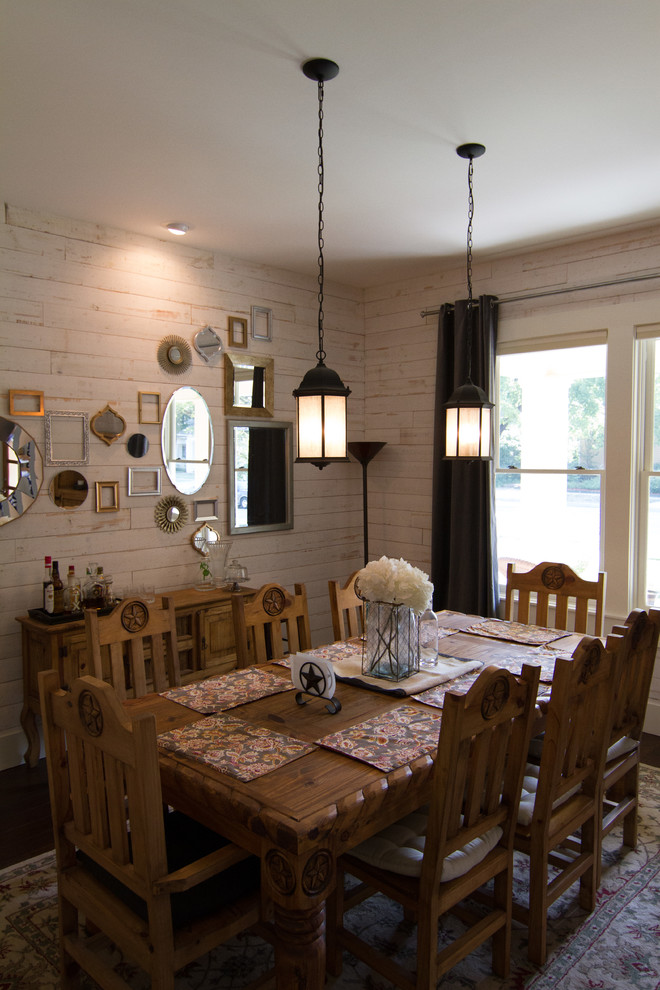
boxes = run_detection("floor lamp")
[348,441,387,567]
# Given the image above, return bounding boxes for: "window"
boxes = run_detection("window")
[636,333,660,607]
[495,343,606,591]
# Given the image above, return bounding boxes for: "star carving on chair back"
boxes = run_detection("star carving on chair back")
[262,587,286,616]
[481,676,510,719]
[78,690,103,737]
[121,601,149,632]
[541,565,566,591]
[578,642,602,684]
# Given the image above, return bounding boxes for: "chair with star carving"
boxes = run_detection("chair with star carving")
[504,561,606,635]
[38,670,273,990]
[328,571,365,641]
[231,582,311,666]
[327,663,541,989]
[85,595,181,700]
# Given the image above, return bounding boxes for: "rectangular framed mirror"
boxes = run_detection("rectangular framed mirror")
[45,411,90,466]
[224,353,274,418]
[228,419,293,535]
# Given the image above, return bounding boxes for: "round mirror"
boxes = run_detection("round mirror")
[0,416,43,525]
[49,470,88,509]
[127,433,149,458]
[161,387,213,495]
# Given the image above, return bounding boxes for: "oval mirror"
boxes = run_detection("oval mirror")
[127,433,149,458]
[0,416,43,525]
[49,470,88,509]
[161,387,213,495]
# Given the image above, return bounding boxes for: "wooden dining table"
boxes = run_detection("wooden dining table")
[126,610,579,990]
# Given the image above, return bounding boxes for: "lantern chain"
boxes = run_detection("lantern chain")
[465,155,475,380]
[316,79,327,364]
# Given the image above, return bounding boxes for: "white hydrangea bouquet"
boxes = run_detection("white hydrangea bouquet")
[356,557,434,681]
[356,556,433,615]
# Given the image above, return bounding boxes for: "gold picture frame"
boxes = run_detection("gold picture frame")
[95,481,119,512]
[9,389,44,417]
[228,316,249,349]
[138,391,161,425]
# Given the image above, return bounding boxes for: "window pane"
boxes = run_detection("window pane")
[498,346,606,470]
[653,340,660,471]
[495,473,601,586]
[646,477,660,605]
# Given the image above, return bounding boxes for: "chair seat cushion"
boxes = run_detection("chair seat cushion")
[518,763,582,826]
[348,809,503,880]
[606,735,639,764]
[79,811,260,929]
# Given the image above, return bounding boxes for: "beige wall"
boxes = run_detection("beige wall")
[2,205,660,768]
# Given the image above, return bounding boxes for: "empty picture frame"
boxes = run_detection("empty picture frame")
[229,316,249,349]
[194,498,218,521]
[138,391,161,425]
[127,466,162,496]
[95,481,119,512]
[251,306,272,342]
[9,389,44,417]
[44,411,90,466]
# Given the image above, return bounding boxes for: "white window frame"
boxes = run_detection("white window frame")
[634,326,660,606]
[494,337,607,595]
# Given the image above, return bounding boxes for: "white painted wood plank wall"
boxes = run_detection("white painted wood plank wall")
[1,204,660,768]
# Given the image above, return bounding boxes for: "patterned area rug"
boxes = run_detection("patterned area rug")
[2,766,659,990]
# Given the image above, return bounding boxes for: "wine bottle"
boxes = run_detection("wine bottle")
[65,564,81,613]
[43,556,54,614]
[52,560,65,613]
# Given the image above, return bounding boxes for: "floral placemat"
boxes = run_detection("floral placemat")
[158,713,316,781]
[464,617,565,646]
[316,705,442,772]
[160,667,294,714]
[413,650,560,709]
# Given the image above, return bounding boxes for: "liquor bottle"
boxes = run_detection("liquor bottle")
[65,565,81,613]
[52,560,65,613]
[43,556,54,614]
[83,565,105,610]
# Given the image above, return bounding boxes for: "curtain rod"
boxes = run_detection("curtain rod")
[419,271,660,318]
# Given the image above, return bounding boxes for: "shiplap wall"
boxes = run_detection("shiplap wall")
[0,205,365,769]
[361,220,660,733]
[2,204,660,769]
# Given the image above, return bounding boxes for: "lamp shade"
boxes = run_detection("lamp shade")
[445,379,494,460]
[293,361,350,469]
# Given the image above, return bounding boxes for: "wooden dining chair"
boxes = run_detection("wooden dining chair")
[504,560,606,635]
[327,663,541,989]
[84,595,181,700]
[601,607,660,857]
[513,633,622,965]
[328,570,364,641]
[38,670,273,990]
[231,582,311,666]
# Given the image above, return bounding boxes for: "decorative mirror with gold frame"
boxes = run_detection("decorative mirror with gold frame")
[191,522,221,555]
[91,405,126,446]
[224,353,274,418]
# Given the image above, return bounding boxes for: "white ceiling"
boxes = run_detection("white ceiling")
[2,0,660,288]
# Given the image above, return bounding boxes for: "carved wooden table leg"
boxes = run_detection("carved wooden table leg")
[265,846,335,989]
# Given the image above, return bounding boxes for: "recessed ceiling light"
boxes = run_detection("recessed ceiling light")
[166,222,190,235]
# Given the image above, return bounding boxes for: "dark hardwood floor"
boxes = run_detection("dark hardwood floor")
[2,734,660,872]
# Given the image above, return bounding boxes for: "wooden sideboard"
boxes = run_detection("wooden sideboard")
[17,585,254,767]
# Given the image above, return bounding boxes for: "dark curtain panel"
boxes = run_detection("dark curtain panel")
[247,427,286,526]
[431,295,499,616]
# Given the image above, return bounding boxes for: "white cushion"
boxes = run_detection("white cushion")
[606,735,638,764]
[517,762,582,826]
[349,809,503,881]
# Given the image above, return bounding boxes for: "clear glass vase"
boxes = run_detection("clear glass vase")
[362,601,420,681]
